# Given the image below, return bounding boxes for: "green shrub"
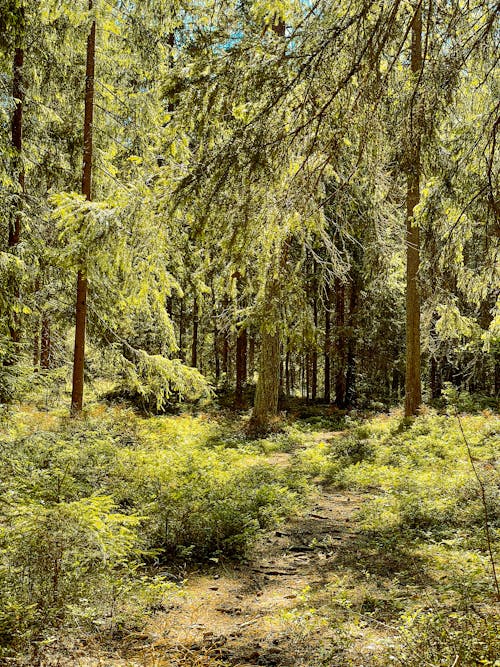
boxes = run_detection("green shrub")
[384,607,500,666]
[0,496,143,650]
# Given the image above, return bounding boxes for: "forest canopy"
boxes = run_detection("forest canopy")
[0,0,498,420]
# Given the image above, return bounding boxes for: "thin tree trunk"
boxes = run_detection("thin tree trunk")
[305,353,310,401]
[222,296,229,380]
[285,347,290,396]
[404,4,423,417]
[71,3,95,415]
[345,279,358,406]
[41,315,51,370]
[335,279,347,408]
[311,290,318,401]
[33,326,40,369]
[9,47,24,250]
[234,326,247,409]
[5,45,25,354]
[179,298,185,360]
[248,331,255,378]
[212,291,220,381]
[324,288,331,402]
[191,295,198,368]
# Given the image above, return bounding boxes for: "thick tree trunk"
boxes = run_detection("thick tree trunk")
[71,4,95,415]
[404,4,422,417]
[234,326,247,409]
[251,279,280,431]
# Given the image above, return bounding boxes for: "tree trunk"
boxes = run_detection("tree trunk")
[335,279,347,408]
[285,347,291,396]
[324,288,331,402]
[5,45,25,354]
[211,283,220,381]
[234,326,247,409]
[71,3,95,415]
[290,352,296,395]
[311,290,318,401]
[41,315,51,370]
[251,279,280,431]
[9,46,24,250]
[191,295,198,368]
[179,297,185,360]
[248,332,255,378]
[404,4,423,417]
[222,296,229,380]
[345,279,358,406]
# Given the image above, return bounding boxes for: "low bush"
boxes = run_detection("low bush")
[0,406,302,655]
[383,606,500,666]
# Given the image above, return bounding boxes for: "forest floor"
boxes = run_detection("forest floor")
[2,402,499,667]
[75,434,381,667]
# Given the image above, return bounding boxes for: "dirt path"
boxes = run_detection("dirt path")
[128,439,366,667]
[75,434,366,667]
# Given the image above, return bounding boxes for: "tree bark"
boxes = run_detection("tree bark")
[248,331,255,378]
[179,297,185,360]
[404,4,423,417]
[234,326,247,409]
[285,346,291,397]
[345,279,358,406]
[210,281,220,380]
[5,45,25,354]
[191,295,198,368]
[9,46,24,250]
[251,279,280,431]
[41,314,51,370]
[334,278,347,408]
[324,287,332,402]
[71,2,95,415]
[311,288,318,401]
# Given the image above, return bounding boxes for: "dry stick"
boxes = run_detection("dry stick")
[455,409,500,602]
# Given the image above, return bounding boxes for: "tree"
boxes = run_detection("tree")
[404,3,423,417]
[70,0,95,415]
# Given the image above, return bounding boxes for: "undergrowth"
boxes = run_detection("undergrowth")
[291,408,500,666]
[0,405,305,661]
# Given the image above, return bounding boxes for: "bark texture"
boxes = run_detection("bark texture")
[71,3,95,415]
[404,4,423,417]
[251,279,280,432]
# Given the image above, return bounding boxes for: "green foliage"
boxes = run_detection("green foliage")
[325,412,500,542]
[384,607,500,667]
[116,349,211,412]
[0,405,302,653]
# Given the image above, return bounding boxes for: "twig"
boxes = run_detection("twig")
[455,409,500,602]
